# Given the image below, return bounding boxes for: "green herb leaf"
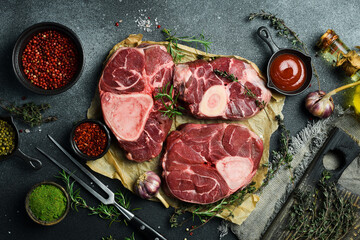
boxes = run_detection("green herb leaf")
[259,115,293,190]
[0,99,57,127]
[287,171,356,239]
[154,83,184,119]
[162,28,211,63]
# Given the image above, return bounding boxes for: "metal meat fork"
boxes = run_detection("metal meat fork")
[37,135,167,240]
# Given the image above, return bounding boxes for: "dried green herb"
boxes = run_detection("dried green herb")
[154,83,184,119]
[248,10,321,90]
[214,69,266,109]
[29,184,67,222]
[162,28,211,63]
[170,182,256,231]
[287,171,357,239]
[260,115,293,190]
[0,99,57,127]
[57,171,134,226]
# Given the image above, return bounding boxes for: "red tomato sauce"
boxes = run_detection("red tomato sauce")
[269,53,306,91]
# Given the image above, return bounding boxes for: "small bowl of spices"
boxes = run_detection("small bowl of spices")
[25,181,70,226]
[12,22,84,95]
[70,119,111,161]
[0,115,42,169]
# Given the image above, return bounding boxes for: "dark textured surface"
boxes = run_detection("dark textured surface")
[0,1,359,240]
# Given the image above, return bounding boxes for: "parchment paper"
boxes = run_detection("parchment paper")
[86,34,285,225]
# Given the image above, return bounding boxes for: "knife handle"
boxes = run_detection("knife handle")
[129,215,167,240]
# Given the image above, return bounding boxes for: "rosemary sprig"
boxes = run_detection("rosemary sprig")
[57,171,132,226]
[214,69,266,109]
[287,171,357,239]
[154,83,184,119]
[248,10,321,91]
[260,115,293,189]
[101,233,135,240]
[0,99,57,127]
[162,28,212,63]
[124,233,135,240]
[170,182,256,230]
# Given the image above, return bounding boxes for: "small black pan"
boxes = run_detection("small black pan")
[257,26,312,96]
[0,115,42,169]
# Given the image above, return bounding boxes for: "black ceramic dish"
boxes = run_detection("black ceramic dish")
[0,115,42,169]
[69,119,111,161]
[25,181,70,226]
[12,22,84,95]
[257,26,312,96]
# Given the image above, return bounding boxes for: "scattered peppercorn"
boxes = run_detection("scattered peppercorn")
[21,30,79,90]
[28,184,67,222]
[73,122,107,157]
[157,25,161,29]
[21,96,27,100]
[0,119,16,156]
[115,22,119,27]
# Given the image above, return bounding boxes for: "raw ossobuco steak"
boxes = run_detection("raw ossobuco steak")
[99,44,174,162]
[173,57,272,120]
[161,123,263,204]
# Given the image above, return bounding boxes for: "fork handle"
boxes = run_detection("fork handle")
[129,215,167,240]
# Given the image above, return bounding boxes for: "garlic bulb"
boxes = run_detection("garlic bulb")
[134,171,161,199]
[134,171,169,208]
[305,90,334,118]
[305,81,360,119]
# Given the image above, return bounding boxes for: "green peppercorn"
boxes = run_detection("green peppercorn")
[0,120,16,156]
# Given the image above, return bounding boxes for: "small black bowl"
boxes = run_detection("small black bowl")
[12,22,84,95]
[0,114,42,169]
[70,119,111,161]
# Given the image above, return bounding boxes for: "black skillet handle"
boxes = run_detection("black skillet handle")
[129,215,167,240]
[257,26,280,54]
[15,148,42,169]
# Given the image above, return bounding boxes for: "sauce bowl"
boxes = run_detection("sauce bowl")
[0,115,42,169]
[257,26,312,96]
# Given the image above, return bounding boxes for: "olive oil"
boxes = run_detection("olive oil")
[317,29,360,82]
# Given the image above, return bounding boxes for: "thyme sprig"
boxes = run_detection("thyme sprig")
[170,182,256,230]
[287,171,357,239]
[162,28,212,63]
[57,171,133,226]
[154,83,184,119]
[260,115,293,190]
[248,10,321,90]
[0,99,57,127]
[214,69,266,109]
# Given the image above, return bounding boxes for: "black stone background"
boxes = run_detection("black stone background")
[1,1,359,239]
